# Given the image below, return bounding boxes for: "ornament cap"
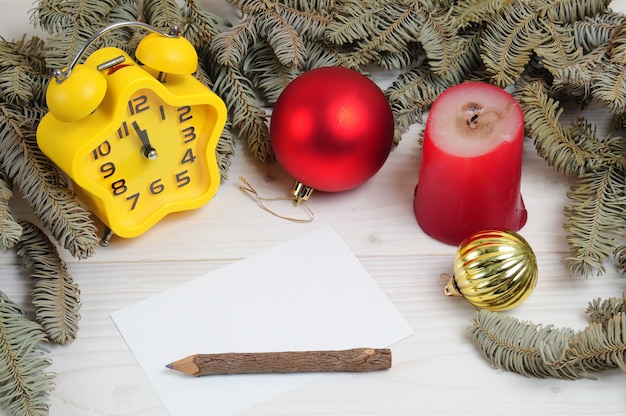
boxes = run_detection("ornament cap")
[442,274,462,297]
[292,180,314,206]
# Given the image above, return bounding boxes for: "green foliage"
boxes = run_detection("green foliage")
[0,171,21,250]
[0,291,54,416]
[17,221,81,345]
[206,0,336,162]
[471,292,626,378]
[5,0,621,277]
[617,245,626,274]
[0,103,99,259]
[32,0,139,69]
[520,81,626,276]
[564,167,626,276]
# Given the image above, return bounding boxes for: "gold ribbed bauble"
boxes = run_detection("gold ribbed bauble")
[444,229,538,311]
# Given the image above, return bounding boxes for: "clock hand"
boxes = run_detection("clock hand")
[131,121,158,160]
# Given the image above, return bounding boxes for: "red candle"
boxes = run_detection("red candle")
[413,82,527,245]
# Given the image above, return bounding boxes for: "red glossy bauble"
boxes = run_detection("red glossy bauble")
[270,66,394,195]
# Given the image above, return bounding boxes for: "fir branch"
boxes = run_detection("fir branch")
[325,1,382,47]
[109,0,140,22]
[385,66,448,128]
[567,117,626,172]
[227,0,274,14]
[242,41,299,104]
[471,306,626,379]
[590,61,626,113]
[208,62,274,163]
[533,20,582,75]
[0,36,49,106]
[519,81,588,176]
[327,1,424,70]
[195,60,236,179]
[563,166,626,276]
[610,20,626,63]
[216,118,237,180]
[552,43,609,102]
[256,10,306,69]
[272,0,335,12]
[210,18,256,67]
[303,38,345,69]
[0,104,99,259]
[32,0,131,69]
[586,293,626,325]
[449,0,508,29]
[376,44,421,71]
[616,246,626,273]
[470,309,582,379]
[562,314,626,374]
[17,221,81,345]
[272,2,332,41]
[480,2,542,86]
[143,0,183,29]
[384,25,483,130]
[32,0,121,34]
[180,0,230,47]
[541,0,611,24]
[417,6,458,77]
[0,290,54,416]
[573,12,626,54]
[0,169,22,250]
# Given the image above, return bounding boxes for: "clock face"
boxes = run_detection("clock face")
[81,88,216,232]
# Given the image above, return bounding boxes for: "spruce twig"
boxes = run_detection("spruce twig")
[0,169,22,250]
[0,103,99,259]
[17,221,81,345]
[470,294,626,379]
[0,291,54,416]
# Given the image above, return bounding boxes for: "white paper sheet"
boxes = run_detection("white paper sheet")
[111,226,414,415]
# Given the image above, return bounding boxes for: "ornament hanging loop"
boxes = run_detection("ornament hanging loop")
[239,177,315,223]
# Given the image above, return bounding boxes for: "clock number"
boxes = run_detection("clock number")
[159,105,166,121]
[150,178,165,195]
[176,170,191,188]
[181,148,197,164]
[92,140,111,160]
[117,121,130,139]
[111,179,128,196]
[177,106,192,123]
[100,162,116,179]
[181,126,196,143]
[128,95,149,116]
[126,192,140,211]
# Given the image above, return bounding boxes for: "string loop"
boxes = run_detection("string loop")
[239,177,315,223]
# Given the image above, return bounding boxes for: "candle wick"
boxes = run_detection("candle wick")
[467,114,479,129]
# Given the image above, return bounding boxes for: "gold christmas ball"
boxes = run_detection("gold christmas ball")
[444,229,538,311]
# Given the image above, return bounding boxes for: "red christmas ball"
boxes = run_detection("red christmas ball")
[270,66,394,197]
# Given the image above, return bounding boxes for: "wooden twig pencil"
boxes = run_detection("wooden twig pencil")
[166,347,392,376]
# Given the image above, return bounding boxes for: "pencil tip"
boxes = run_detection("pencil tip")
[165,363,173,369]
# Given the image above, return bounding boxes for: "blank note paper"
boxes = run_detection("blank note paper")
[111,226,414,415]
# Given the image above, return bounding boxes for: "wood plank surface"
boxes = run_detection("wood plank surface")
[1,1,625,415]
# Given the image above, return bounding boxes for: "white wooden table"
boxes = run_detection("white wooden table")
[1,2,625,415]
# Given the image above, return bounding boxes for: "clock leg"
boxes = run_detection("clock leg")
[100,227,115,246]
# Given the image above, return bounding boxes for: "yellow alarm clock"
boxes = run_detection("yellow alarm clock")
[37,22,227,245]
